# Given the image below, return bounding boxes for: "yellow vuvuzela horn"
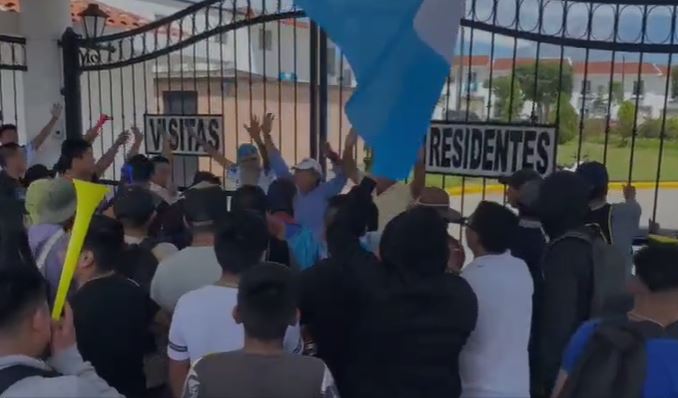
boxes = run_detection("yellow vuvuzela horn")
[51,179,109,320]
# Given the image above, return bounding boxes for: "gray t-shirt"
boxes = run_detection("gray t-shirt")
[182,351,339,398]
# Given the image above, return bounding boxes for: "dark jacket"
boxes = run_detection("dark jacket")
[346,274,478,398]
[299,240,383,394]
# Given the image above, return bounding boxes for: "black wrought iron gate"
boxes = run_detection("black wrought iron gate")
[59,0,678,227]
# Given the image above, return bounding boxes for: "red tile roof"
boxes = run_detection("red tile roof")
[454,55,490,67]
[0,0,147,30]
[573,61,663,75]
[493,57,568,71]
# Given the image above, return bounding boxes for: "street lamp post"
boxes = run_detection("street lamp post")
[79,3,110,40]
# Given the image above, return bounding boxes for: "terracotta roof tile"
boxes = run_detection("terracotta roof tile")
[573,61,663,75]
[0,0,147,30]
[493,57,568,71]
[453,55,490,67]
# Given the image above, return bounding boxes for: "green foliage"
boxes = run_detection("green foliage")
[549,95,578,144]
[611,81,624,104]
[484,76,524,121]
[515,62,574,123]
[615,101,637,143]
[672,66,678,99]
[582,119,608,140]
[639,118,662,139]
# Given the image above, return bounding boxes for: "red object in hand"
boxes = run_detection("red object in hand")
[97,114,112,125]
[326,150,340,163]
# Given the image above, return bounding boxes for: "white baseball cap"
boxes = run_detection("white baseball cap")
[292,158,323,177]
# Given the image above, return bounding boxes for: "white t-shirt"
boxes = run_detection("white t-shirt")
[460,251,533,398]
[225,166,276,193]
[150,246,222,313]
[168,285,303,364]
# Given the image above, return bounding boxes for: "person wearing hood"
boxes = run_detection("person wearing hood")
[534,171,595,396]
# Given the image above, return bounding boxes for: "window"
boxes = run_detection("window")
[632,80,645,96]
[327,42,337,76]
[259,29,272,51]
[163,91,198,114]
[581,80,591,95]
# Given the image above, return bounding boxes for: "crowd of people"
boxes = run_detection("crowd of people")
[1,108,678,398]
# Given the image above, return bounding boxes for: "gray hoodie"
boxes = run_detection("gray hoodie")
[0,346,122,398]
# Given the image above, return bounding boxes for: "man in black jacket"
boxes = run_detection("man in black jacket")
[535,171,594,396]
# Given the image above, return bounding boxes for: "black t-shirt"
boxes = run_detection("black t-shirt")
[71,274,159,397]
[0,170,25,203]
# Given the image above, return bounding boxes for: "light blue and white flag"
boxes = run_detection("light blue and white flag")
[295,0,465,179]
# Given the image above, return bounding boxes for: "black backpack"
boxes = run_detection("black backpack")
[0,365,59,395]
[118,237,162,293]
[558,318,678,398]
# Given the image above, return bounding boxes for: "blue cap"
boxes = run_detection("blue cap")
[237,144,259,163]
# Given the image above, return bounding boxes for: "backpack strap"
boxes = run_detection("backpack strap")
[35,229,65,274]
[0,365,59,395]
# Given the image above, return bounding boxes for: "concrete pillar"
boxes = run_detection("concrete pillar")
[19,0,72,167]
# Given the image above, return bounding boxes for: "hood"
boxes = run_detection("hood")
[537,171,591,239]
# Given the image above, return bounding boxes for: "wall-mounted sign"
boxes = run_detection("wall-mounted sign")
[425,121,558,178]
[144,114,222,156]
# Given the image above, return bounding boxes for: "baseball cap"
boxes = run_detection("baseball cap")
[237,144,259,163]
[517,179,542,214]
[413,187,463,223]
[39,178,76,225]
[113,185,156,223]
[576,161,609,197]
[498,168,542,189]
[292,158,323,178]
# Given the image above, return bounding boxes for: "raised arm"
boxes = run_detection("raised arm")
[84,114,112,144]
[161,133,178,197]
[186,123,235,170]
[247,113,273,172]
[94,131,129,177]
[261,115,292,179]
[410,147,426,199]
[342,129,361,185]
[318,141,348,198]
[126,126,144,160]
[30,103,62,151]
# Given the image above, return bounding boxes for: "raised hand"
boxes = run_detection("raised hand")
[244,115,262,139]
[345,128,358,149]
[324,141,340,163]
[623,184,636,201]
[261,113,275,135]
[51,304,77,356]
[131,126,143,142]
[115,130,131,146]
[51,103,63,119]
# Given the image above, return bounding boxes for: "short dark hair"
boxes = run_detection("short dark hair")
[192,171,221,186]
[124,155,154,183]
[113,186,156,228]
[24,164,53,185]
[267,179,296,216]
[634,243,678,292]
[59,138,92,171]
[214,210,269,275]
[82,215,125,272]
[467,201,518,253]
[0,143,21,167]
[232,185,268,216]
[0,124,17,139]
[151,155,170,165]
[183,186,229,227]
[380,207,449,277]
[238,262,297,340]
[0,267,47,333]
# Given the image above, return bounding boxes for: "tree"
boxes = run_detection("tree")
[672,66,678,100]
[582,118,607,140]
[484,76,524,121]
[549,95,578,144]
[638,118,661,139]
[615,101,636,144]
[666,117,678,140]
[515,62,574,123]
[611,81,624,104]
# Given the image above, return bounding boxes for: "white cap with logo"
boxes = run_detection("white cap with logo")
[292,158,323,178]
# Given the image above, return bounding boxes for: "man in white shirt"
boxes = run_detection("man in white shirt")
[460,201,533,398]
[150,186,229,313]
[167,211,302,398]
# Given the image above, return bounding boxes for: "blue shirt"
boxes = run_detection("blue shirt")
[563,320,678,398]
[269,150,347,238]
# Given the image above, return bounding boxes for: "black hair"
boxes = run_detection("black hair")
[380,207,449,279]
[183,186,229,228]
[0,199,35,270]
[192,171,221,186]
[113,186,156,228]
[634,243,678,293]
[214,210,269,275]
[238,262,297,340]
[24,164,54,186]
[0,124,17,139]
[325,178,378,256]
[0,266,47,333]
[468,201,518,254]
[151,155,170,165]
[0,142,21,168]
[232,185,268,216]
[82,215,125,273]
[59,138,92,171]
[267,179,296,216]
[125,155,154,183]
